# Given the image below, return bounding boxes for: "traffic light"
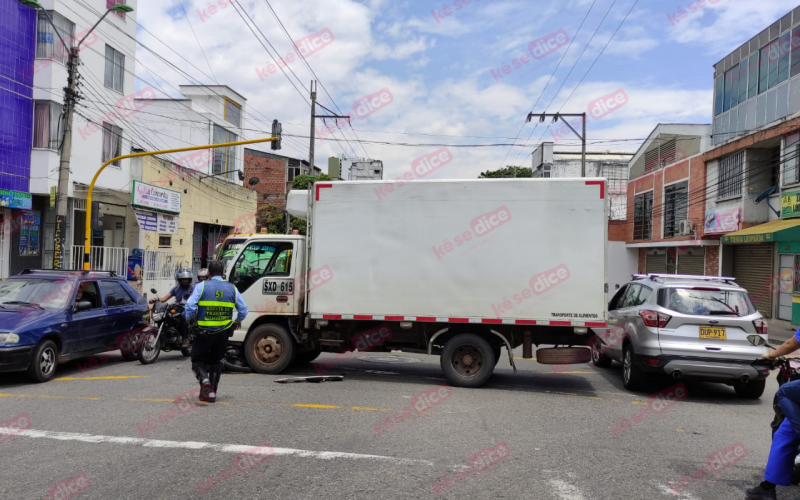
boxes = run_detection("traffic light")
[91,201,104,229]
[271,119,282,150]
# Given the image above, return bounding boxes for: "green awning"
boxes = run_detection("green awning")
[721,218,800,244]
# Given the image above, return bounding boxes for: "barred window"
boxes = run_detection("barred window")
[663,181,688,238]
[633,192,653,240]
[718,151,744,198]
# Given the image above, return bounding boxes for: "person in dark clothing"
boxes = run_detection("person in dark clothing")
[150,270,195,348]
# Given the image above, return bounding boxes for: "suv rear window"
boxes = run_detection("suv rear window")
[658,287,756,316]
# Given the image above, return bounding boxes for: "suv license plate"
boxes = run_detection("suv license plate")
[700,326,726,340]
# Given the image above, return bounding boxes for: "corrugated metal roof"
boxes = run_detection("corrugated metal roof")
[553,151,635,161]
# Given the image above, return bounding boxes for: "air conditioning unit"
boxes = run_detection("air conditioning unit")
[678,220,693,236]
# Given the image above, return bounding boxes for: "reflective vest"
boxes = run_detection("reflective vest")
[196,279,238,332]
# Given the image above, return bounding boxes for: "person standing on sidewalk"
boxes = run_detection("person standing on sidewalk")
[184,261,247,402]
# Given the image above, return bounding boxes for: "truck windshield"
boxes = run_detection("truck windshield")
[230,242,293,292]
[658,288,756,316]
[216,238,247,270]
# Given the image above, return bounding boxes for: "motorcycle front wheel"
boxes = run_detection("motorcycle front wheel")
[137,331,161,364]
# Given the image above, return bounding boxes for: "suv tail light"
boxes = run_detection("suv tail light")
[753,319,768,334]
[640,310,671,328]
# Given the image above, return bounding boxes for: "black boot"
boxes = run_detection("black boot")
[192,363,214,402]
[209,367,221,400]
[746,482,777,500]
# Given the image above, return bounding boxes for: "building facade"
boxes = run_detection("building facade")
[243,149,319,210]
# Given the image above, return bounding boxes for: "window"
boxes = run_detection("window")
[768,39,780,90]
[727,64,739,109]
[748,52,759,99]
[33,101,63,149]
[224,98,241,127]
[619,284,641,309]
[759,45,770,94]
[786,132,800,185]
[101,281,134,307]
[609,285,628,310]
[663,181,688,238]
[714,74,724,116]
[718,151,744,198]
[777,33,791,85]
[107,0,127,19]
[212,125,238,181]
[737,63,748,105]
[104,45,124,92]
[231,242,294,293]
[633,192,653,240]
[636,286,653,306]
[0,278,74,311]
[723,66,733,111]
[76,282,102,309]
[658,288,755,316]
[791,28,800,78]
[102,122,122,166]
[36,11,74,65]
[158,235,172,248]
[287,166,301,182]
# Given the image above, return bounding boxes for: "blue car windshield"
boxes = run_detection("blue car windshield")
[0,279,74,311]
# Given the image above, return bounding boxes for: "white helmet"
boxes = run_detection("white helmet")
[197,268,209,281]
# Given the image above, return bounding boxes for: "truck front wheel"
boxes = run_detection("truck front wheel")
[440,334,495,388]
[244,324,296,374]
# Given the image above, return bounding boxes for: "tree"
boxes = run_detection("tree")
[292,173,333,190]
[478,166,533,178]
[255,204,307,235]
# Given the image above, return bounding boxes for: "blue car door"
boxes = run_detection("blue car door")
[71,281,112,351]
[99,280,139,346]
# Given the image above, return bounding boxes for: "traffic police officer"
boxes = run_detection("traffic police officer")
[184,261,248,402]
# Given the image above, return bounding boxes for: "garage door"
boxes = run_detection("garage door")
[677,247,705,275]
[733,245,773,318]
[645,248,668,274]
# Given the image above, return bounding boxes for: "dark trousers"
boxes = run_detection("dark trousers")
[191,327,231,372]
[178,317,189,340]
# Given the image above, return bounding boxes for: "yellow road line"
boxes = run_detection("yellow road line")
[55,375,150,381]
[0,392,101,401]
[292,403,343,409]
[351,406,392,411]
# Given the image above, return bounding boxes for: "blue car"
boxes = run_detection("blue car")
[0,270,155,382]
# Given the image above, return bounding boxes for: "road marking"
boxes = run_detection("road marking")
[55,375,150,381]
[16,429,434,466]
[0,392,101,401]
[292,404,343,409]
[549,478,586,500]
[351,406,392,411]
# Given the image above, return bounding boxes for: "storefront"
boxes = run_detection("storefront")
[721,219,800,321]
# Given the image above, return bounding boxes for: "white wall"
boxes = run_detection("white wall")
[608,241,637,300]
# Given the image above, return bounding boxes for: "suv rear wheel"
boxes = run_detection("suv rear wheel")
[622,344,646,391]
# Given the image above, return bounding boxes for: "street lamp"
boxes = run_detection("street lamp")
[18,0,133,270]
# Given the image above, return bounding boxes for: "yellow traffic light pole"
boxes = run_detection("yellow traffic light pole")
[82,136,278,271]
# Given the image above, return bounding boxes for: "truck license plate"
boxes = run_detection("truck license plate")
[699,326,726,340]
[263,279,294,295]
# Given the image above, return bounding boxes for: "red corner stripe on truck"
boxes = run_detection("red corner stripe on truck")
[316,183,333,201]
[585,180,604,199]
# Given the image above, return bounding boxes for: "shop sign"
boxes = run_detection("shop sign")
[49,186,56,210]
[19,210,40,256]
[782,189,800,218]
[134,210,179,234]
[132,181,181,214]
[722,233,772,244]
[0,189,32,210]
[704,206,740,234]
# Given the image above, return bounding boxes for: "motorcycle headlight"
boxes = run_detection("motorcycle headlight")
[152,312,165,322]
[0,333,20,344]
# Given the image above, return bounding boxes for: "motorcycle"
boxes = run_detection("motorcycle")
[749,335,800,485]
[137,288,192,364]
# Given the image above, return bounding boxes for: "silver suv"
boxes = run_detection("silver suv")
[590,274,770,398]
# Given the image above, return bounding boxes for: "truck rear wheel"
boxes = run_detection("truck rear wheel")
[440,334,495,388]
[245,324,295,374]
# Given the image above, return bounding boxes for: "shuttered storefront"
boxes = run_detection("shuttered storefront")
[677,247,705,275]
[645,248,668,273]
[733,245,773,318]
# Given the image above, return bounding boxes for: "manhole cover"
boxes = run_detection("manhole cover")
[355,354,423,364]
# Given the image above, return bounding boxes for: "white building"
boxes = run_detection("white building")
[27,0,139,272]
[348,159,383,180]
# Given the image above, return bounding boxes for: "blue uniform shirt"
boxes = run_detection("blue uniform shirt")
[185,276,248,323]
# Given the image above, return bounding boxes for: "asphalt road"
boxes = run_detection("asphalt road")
[0,347,797,500]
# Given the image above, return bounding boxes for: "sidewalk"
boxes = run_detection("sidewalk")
[769,319,798,345]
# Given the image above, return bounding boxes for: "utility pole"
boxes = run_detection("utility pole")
[308,80,350,174]
[526,112,587,177]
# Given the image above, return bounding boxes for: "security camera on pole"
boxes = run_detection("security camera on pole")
[18,0,134,269]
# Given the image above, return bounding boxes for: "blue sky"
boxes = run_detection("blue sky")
[134,0,800,179]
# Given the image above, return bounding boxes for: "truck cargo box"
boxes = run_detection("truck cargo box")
[306,178,607,326]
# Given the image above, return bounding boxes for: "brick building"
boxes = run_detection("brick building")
[243,149,320,209]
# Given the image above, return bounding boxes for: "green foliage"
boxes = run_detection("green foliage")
[255,204,307,235]
[478,166,533,178]
[292,173,333,190]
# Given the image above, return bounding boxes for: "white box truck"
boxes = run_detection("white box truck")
[217,178,608,387]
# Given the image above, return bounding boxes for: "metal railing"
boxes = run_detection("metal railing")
[68,246,129,276]
[142,250,177,281]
